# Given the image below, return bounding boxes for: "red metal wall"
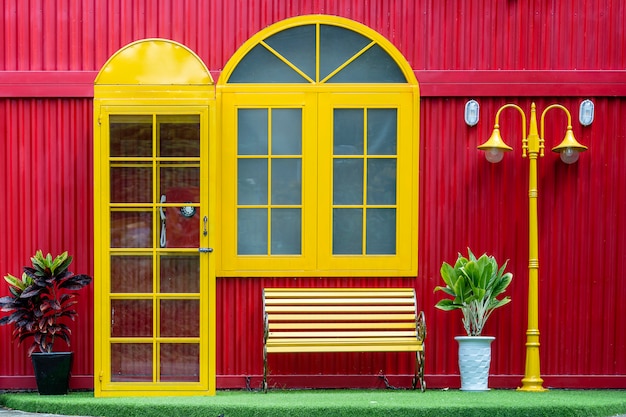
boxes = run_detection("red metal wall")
[1,0,625,389]
[0,98,94,388]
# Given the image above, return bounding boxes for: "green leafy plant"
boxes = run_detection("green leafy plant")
[434,248,513,336]
[0,251,92,355]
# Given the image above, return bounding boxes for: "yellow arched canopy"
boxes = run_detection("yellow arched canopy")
[95,38,212,86]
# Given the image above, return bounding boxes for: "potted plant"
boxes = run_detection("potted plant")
[0,250,92,395]
[434,248,513,391]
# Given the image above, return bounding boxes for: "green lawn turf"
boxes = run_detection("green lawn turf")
[2,389,626,417]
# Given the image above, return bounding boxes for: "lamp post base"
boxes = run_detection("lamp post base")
[517,377,548,392]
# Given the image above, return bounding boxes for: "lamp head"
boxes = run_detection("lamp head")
[551,127,587,164]
[477,126,513,163]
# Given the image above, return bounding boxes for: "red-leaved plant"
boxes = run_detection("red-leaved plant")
[0,251,92,355]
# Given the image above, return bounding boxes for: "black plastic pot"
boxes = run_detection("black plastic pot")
[30,352,73,395]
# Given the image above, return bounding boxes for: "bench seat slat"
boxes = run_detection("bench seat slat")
[266,345,422,353]
[267,338,423,353]
[267,337,421,344]
[268,322,416,330]
[265,297,415,306]
[268,330,417,338]
[266,313,417,321]
[265,305,416,313]
[264,289,415,298]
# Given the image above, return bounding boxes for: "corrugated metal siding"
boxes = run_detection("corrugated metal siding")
[1,0,625,388]
[418,96,626,382]
[0,98,94,384]
[3,0,625,71]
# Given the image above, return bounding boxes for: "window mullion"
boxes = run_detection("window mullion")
[267,108,273,256]
[362,109,368,255]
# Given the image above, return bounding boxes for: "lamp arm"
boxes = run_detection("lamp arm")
[494,104,527,156]
[540,104,573,145]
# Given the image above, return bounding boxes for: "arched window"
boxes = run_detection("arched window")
[218,15,419,277]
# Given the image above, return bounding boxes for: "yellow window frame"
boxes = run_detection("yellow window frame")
[219,92,318,274]
[218,88,418,277]
[217,15,419,278]
[317,91,418,275]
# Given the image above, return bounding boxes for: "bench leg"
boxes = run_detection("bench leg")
[414,310,426,392]
[414,349,426,392]
[263,346,268,393]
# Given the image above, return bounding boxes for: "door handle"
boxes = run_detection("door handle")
[199,247,213,253]
[203,216,208,236]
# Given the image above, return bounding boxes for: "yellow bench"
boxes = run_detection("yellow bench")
[262,288,426,392]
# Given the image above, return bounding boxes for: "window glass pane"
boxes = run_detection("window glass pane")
[110,115,152,157]
[319,25,371,81]
[238,209,268,254]
[229,44,308,83]
[272,159,301,205]
[272,109,302,155]
[110,165,152,203]
[333,208,363,254]
[160,299,199,337]
[238,159,268,205]
[111,212,152,248]
[160,343,200,382]
[111,343,153,382]
[366,208,396,254]
[158,206,199,249]
[264,25,316,81]
[367,109,397,155]
[158,115,200,157]
[111,256,152,293]
[327,44,407,83]
[271,208,302,255]
[160,255,200,293]
[111,299,153,337]
[160,166,200,204]
[334,109,364,155]
[238,109,268,155]
[334,159,363,205]
[367,159,396,205]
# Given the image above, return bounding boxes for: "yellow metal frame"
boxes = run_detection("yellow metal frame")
[262,288,426,391]
[94,39,216,397]
[217,15,419,277]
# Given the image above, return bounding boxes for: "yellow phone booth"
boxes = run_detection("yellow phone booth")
[93,39,216,396]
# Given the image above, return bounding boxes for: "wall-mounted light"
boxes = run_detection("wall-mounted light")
[579,99,594,126]
[464,100,480,126]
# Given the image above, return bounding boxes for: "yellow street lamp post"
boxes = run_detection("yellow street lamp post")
[477,102,588,392]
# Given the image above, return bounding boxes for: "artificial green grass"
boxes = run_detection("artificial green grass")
[1,389,626,417]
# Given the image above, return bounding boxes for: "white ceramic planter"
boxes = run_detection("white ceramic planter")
[455,336,495,391]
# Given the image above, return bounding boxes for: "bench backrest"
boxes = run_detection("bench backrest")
[263,288,422,342]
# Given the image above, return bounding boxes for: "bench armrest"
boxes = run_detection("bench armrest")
[416,311,426,342]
